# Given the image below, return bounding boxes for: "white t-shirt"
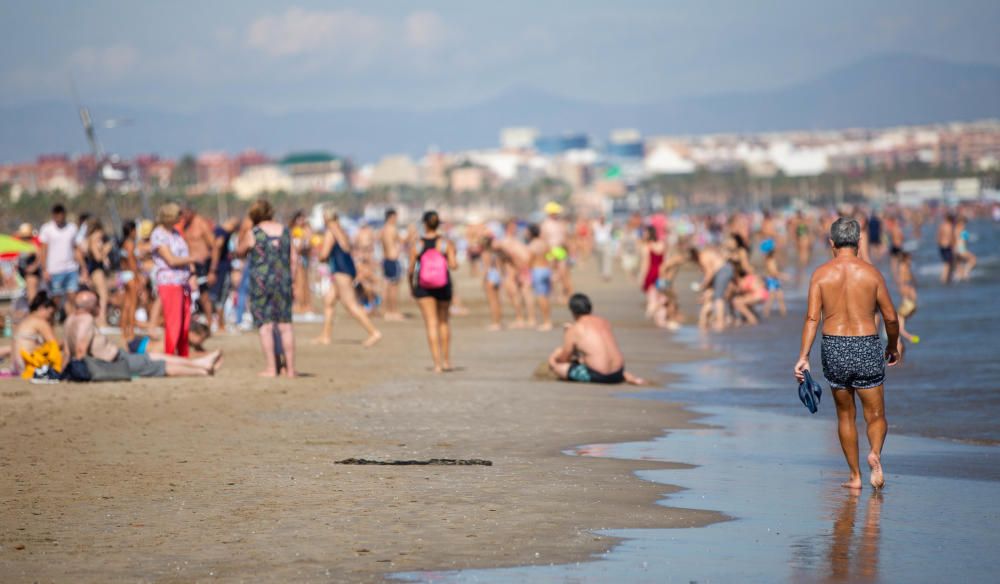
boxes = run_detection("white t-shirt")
[38,221,79,274]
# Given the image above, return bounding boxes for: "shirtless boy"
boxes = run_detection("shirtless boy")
[794,218,899,490]
[548,293,645,385]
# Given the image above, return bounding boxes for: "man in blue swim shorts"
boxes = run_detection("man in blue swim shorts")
[380,209,404,320]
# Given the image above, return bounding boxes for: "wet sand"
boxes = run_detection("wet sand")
[0,267,722,582]
[414,405,1000,583]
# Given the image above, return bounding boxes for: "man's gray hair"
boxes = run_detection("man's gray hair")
[830,217,861,248]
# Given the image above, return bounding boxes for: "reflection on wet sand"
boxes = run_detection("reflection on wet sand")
[397,407,999,583]
[828,492,882,582]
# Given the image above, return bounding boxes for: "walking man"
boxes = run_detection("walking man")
[794,218,899,490]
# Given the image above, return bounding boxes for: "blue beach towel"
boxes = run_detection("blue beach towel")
[798,370,823,414]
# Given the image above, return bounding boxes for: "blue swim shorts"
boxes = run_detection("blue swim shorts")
[531,267,552,297]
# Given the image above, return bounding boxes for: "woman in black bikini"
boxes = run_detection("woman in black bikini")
[82,220,112,328]
[313,207,382,347]
[408,211,458,373]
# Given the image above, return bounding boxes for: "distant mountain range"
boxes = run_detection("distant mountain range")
[2,53,999,164]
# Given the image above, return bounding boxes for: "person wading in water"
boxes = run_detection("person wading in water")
[794,217,900,490]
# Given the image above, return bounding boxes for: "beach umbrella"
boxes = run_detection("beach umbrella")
[0,234,37,258]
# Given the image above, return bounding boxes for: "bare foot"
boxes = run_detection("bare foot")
[384,313,405,321]
[841,476,864,490]
[210,353,224,375]
[258,370,277,377]
[195,350,221,371]
[362,331,383,348]
[284,370,298,379]
[509,319,526,330]
[537,323,553,332]
[311,336,331,345]
[868,452,885,489]
[442,362,453,372]
[432,365,444,374]
[486,324,502,332]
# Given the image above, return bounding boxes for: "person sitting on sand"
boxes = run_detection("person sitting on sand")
[13,291,62,378]
[794,218,899,491]
[548,293,645,385]
[65,290,222,378]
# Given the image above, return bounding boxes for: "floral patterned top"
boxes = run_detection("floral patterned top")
[151,226,191,287]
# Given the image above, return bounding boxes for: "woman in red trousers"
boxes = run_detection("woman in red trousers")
[150,203,197,356]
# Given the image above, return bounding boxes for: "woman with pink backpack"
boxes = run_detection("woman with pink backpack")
[408,210,459,373]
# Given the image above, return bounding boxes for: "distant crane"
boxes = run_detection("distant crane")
[71,82,152,235]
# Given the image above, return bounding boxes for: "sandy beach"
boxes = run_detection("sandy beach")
[0,267,723,582]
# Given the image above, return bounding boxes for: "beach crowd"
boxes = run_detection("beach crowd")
[2,197,995,386]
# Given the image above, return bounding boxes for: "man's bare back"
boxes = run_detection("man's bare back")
[808,256,890,337]
[566,315,624,374]
[496,238,531,269]
[547,295,644,385]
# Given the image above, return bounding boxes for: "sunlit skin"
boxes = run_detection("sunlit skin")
[548,311,645,386]
[313,214,382,348]
[795,240,900,490]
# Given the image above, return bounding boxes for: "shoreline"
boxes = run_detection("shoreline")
[0,266,727,583]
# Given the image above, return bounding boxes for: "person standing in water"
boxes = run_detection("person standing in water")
[762,242,789,318]
[314,207,382,347]
[409,211,458,373]
[937,212,957,284]
[954,215,976,281]
[639,226,666,319]
[794,218,899,490]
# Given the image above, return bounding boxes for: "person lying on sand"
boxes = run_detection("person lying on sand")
[65,290,222,378]
[548,293,645,385]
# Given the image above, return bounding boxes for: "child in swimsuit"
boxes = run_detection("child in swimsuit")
[763,249,788,317]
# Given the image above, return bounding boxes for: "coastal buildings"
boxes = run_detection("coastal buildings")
[2,120,998,204]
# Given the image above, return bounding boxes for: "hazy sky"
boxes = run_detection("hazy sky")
[2,0,999,111]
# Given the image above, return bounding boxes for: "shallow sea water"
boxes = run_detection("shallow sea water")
[395,218,1000,583]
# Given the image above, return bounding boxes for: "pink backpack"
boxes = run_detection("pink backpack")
[418,242,449,289]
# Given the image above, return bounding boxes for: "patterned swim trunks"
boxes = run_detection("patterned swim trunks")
[821,334,885,390]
